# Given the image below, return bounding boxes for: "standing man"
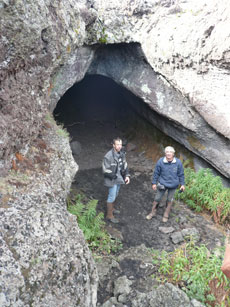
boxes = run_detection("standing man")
[146,146,185,222]
[102,137,130,223]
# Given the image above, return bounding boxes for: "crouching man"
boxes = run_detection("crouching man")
[102,137,130,223]
[146,146,185,222]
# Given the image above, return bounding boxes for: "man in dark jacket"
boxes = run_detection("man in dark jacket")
[102,137,130,223]
[146,146,185,222]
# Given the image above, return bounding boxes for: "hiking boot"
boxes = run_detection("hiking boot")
[146,201,158,220]
[113,209,120,214]
[146,211,156,220]
[106,202,119,223]
[162,202,173,223]
[106,217,119,223]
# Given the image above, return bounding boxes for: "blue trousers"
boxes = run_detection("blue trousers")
[107,184,121,203]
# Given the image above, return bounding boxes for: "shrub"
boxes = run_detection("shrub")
[152,242,230,306]
[175,168,230,224]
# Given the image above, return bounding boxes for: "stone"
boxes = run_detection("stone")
[117,293,128,303]
[171,231,184,244]
[159,226,175,234]
[132,283,205,307]
[1,0,230,180]
[100,296,118,307]
[105,225,123,241]
[191,299,206,307]
[181,228,200,243]
[179,215,187,224]
[1,0,230,304]
[88,43,230,179]
[114,275,132,297]
[96,257,120,283]
[70,140,82,155]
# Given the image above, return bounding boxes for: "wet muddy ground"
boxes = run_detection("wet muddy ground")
[64,119,225,305]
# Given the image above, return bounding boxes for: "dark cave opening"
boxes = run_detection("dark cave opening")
[53,73,182,158]
[53,74,131,126]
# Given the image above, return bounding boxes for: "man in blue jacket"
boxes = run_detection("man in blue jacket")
[146,146,185,222]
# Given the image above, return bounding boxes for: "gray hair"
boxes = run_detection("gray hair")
[165,146,175,153]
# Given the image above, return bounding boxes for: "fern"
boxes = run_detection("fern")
[175,167,230,225]
[67,195,122,254]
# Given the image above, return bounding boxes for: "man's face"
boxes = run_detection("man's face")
[113,140,122,152]
[165,150,174,161]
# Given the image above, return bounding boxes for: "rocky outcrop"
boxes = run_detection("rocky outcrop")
[0,0,96,174]
[96,245,205,307]
[88,43,230,178]
[0,120,98,306]
[89,0,230,139]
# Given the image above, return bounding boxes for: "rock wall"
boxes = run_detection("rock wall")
[85,0,230,178]
[0,119,98,306]
[0,0,96,173]
[88,44,230,178]
[89,0,230,138]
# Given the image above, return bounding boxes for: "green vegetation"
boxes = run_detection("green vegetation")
[98,26,108,44]
[175,168,230,225]
[67,195,122,255]
[45,112,69,138]
[152,241,230,306]
[56,127,69,138]
[45,112,56,125]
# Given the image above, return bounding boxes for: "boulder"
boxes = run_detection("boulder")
[0,123,98,306]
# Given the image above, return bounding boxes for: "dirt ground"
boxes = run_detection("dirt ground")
[67,120,224,246]
[63,119,225,304]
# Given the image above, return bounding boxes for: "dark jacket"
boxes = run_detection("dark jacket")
[102,148,129,187]
[152,157,185,189]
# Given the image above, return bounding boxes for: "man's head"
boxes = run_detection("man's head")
[113,137,122,153]
[164,146,175,161]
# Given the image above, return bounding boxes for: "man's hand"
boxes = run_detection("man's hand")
[125,176,130,184]
[152,184,157,191]
[180,185,185,192]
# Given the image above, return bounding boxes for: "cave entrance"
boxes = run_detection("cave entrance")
[53,72,229,183]
[54,74,130,126]
[53,73,186,172]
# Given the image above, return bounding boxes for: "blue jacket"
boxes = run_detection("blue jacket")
[152,157,185,189]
